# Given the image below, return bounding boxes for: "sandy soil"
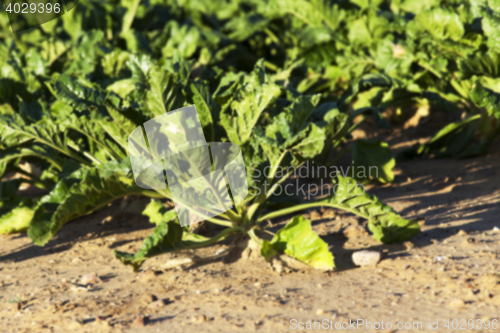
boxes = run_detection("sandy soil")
[1,133,500,333]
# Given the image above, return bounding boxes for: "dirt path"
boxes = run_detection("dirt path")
[1,147,500,332]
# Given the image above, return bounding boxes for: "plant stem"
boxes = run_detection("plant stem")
[346,115,368,134]
[247,228,263,247]
[206,217,235,228]
[121,0,141,35]
[263,28,279,45]
[264,61,278,72]
[183,226,247,249]
[257,201,371,223]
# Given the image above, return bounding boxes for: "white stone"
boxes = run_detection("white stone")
[352,250,381,266]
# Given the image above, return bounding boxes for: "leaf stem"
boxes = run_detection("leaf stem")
[183,226,247,249]
[247,228,263,247]
[257,201,370,223]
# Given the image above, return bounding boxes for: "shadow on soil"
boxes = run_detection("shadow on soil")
[0,197,155,263]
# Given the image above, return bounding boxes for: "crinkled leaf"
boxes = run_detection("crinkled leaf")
[320,176,420,243]
[221,60,281,146]
[261,215,334,269]
[414,8,464,41]
[114,219,183,271]
[471,81,500,118]
[459,52,500,79]
[49,74,107,115]
[28,160,145,246]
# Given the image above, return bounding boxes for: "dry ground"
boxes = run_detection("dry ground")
[1,132,500,333]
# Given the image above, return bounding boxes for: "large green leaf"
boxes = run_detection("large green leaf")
[0,206,35,234]
[413,8,464,41]
[321,176,420,243]
[220,61,281,146]
[471,81,500,118]
[261,215,334,269]
[28,160,145,246]
[48,74,107,115]
[351,139,395,183]
[114,219,184,271]
[397,115,487,160]
[0,179,35,234]
[459,53,500,79]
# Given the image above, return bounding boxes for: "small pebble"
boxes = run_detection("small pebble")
[270,257,284,273]
[352,250,381,267]
[449,299,465,308]
[195,314,208,322]
[457,229,468,236]
[131,315,145,327]
[147,300,166,308]
[215,248,227,255]
[80,273,100,285]
[138,269,156,281]
[316,309,325,315]
[403,241,414,250]
[95,316,110,327]
[71,258,83,264]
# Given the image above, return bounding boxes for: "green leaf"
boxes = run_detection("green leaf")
[0,79,32,110]
[414,8,464,41]
[339,74,394,112]
[190,82,216,142]
[28,160,145,246]
[49,74,107,115]
[127,53,154,92]
[471,81,500,118]
[480,6,500,53]
[65,30,106,75]
[114,222,246,271]
[397,115,483,160]
[0,206,35,234]
[261,215,334,269]
[142,199,177,225]
[114,219,183,271]
[320,176,420,243]
[459,52,500,79]
[221,60,281,146]
[0,179,35,234]
[143,64,186,117]
[351,139,395,183]
[0,116,89,167]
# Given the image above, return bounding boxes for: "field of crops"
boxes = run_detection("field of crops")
[1,0,500,331]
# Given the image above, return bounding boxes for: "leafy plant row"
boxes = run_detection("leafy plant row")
[1,0,499,268]
[0,49,419,269]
